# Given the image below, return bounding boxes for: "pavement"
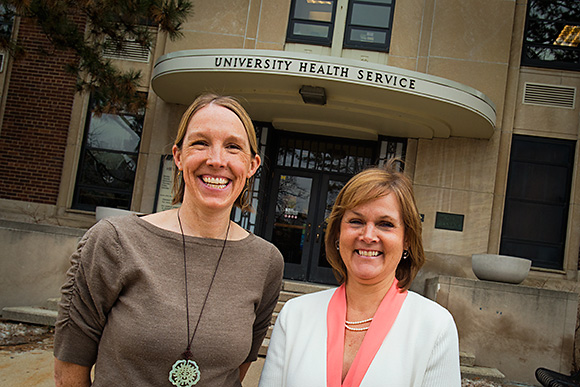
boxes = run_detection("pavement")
[0,349,55,387]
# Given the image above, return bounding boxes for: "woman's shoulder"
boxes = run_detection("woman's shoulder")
[274,288,337,336]
[244,232,276,247]
[91,213,140,227]
[81,214,134,238]
[240,233,284,259]
[84,214,171,247]
[88,214,143,235]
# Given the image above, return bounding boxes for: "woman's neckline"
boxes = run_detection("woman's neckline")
[132,213,253,243]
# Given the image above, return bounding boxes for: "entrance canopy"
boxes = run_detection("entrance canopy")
[151,49,496,140]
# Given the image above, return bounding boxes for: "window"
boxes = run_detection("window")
[522,0,580,71]
[500,135,575,270]
[72,97,145,211]
[286,0,337,46]
[343,0,396,51]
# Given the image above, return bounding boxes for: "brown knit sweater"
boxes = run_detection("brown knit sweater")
[54,215,284,386]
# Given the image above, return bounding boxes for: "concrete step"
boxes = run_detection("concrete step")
[278,290,302,303]
[282,280,334,294]
[46,298,60,311]
[273,281,334,314]
[461,365,505,382]
[274,301,284,313]
[460,351,475,367]
[2,306,57,326]
[259,337,270,356]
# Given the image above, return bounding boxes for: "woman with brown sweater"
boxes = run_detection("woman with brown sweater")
[54,94,284,387]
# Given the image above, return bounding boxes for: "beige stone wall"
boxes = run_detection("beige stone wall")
[134,99,188,213]
[158,0,290,53]
[427,276,579,384]
[0,221,86,310]
[414,136,500,259]
[514,69,580,139]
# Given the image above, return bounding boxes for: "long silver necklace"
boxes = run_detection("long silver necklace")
[169,209,230,387]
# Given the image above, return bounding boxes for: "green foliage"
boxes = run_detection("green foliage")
[0,0,193,114]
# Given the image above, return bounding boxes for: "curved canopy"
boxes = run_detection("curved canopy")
[151,49,496,140]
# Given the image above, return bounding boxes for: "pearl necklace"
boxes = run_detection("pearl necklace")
[344,317,373,332]
[345,317,373,324]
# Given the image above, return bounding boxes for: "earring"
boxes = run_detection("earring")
[335,240,340,250]
[402,250,409,259]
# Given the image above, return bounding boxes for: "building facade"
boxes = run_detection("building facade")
[0,0,579,382]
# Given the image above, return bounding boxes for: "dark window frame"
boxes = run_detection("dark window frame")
[521,0,580,72]
[72,95,145,212]
[286,0,338,46]
[343,0,396,52]
[500,134,576,270]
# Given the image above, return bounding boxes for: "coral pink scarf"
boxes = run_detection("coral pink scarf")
[326,280,407,387]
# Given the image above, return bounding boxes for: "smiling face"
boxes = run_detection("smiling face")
[339,193,407,287]
[172,103,260,213]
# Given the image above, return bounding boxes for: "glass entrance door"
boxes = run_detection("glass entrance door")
[306,175,348,283]
[267,171,315,280]
[266,171,348,284]
[262,130,405,284]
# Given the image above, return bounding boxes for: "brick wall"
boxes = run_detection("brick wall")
[0,15,85,204]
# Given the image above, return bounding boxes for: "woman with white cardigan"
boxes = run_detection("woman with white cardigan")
[259,161,461,387]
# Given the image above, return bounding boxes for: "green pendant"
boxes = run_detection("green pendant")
[169,359,201,386]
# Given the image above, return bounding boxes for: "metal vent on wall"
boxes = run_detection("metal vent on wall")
[523,82,576,109]
[103,38,150,63]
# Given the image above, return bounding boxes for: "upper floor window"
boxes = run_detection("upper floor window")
[286,0,338,46]
[522,0,579,71]
[343,0,396,51]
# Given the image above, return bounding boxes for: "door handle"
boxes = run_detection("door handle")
[305,223,312,242]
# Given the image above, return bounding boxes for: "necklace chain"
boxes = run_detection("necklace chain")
[177,208,230,358]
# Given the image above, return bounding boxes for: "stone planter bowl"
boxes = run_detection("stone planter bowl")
[95,206,143,221]
[471,254,531,284]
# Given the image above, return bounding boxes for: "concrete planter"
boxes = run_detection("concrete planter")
[471,254,531,284]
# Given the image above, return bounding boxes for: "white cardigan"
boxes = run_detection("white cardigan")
[259,288,461,387]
